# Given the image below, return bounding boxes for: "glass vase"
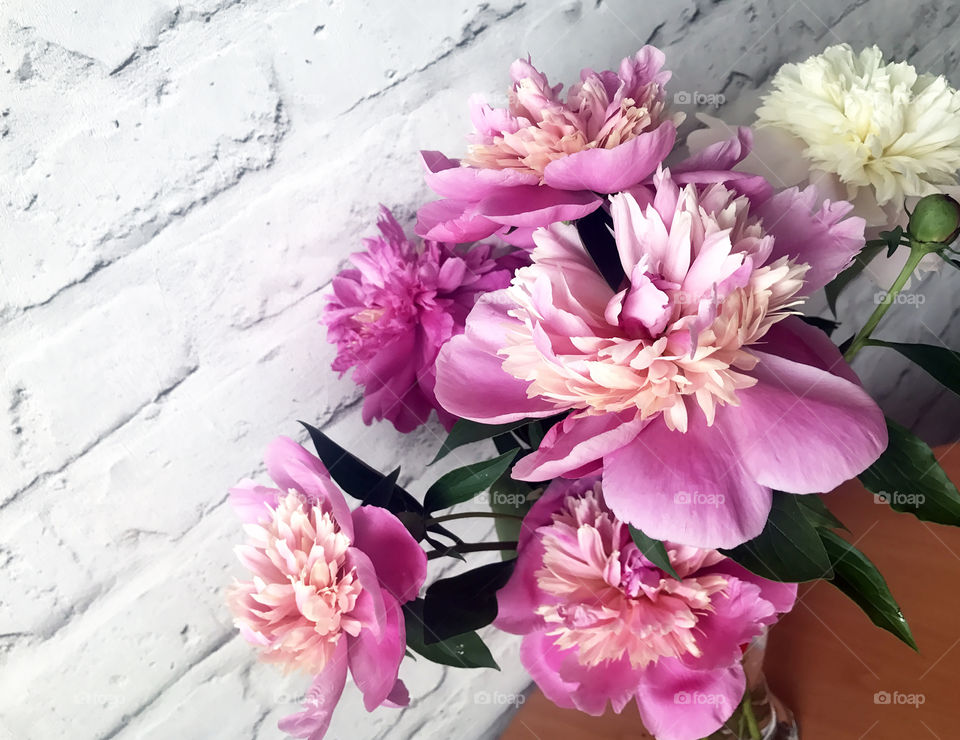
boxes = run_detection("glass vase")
[704,628,799,740]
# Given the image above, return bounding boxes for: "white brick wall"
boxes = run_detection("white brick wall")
[3,1,959,738]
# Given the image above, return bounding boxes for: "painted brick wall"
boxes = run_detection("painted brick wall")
[3,1,959,738]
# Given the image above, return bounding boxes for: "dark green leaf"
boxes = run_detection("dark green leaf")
[628,525,681,580]
[423,560,516,643]
[300,422,421,514]
[489,477,536,555]
[493,432,523,455]
[859,418,960,526]
[820,530,917,650]
[431,419,531,464]
[824,241,886,316]
[402,599,499,669]
[363,466,399,507]
[865,340,960,398]
[576,207,625,291]
[798,315,840,336]
[722,492,833,581]
[423,449,519,513]
[794,494,846,530]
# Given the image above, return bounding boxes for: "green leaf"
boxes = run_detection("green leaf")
[300,421,421,514]
[824,241,886,316]
[423,560,516,643]
[402,599,499,669]
[794,494,846,531]
[489,477,536,555]
[799,315,841,337]
[859,418,960,526]
[866,340,960,398]
[423,449,519,513]
[363,466,400,507]
[628,525,681,580]
[721,492,833,582]
[431,419,531,463]
[577,207,625,291]
[820,530,917,650]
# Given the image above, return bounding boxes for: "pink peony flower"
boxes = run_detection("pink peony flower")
[435,163,888,549]
[496,477,797,740]
[323,206,520,433]
[416,47,682,248]
[227,437,427,739]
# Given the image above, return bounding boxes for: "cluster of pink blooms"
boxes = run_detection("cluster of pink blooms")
[228,46,889,740]
[323,207,520,432]
[497,477,796,740]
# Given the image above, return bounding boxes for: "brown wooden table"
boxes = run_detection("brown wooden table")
[503,445,960,740]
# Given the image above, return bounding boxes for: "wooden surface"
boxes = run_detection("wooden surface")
[502,445,960,740]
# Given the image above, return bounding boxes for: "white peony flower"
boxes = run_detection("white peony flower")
[686,45,960,288]
[756,44,960,209]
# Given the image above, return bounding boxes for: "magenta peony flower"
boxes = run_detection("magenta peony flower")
[323,206,520,433]
[434,163,888,549]
[496,477,797,740]
[416,47,682,248]
[227,437,427,739]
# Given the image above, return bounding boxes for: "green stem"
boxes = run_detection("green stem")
[843,244,927,363]
[740,690,762,740]
[426,540,519,561]
[426,511,523,525]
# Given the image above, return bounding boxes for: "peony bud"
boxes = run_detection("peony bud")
[908,194,960,245]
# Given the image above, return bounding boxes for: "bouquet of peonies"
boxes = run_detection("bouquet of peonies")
[225,44,960,740]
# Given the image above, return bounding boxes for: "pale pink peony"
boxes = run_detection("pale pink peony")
[323,206,520,433]
[435,162,888,549]
[227,437,427,739]
[416,47,682,247]
[497,477,796,740]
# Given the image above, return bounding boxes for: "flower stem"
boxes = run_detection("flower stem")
[426,511,524,525]
[426,540,519,560]
[843,244,928,363]
[740,690,762,740]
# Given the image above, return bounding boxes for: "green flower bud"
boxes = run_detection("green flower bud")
[908,194,960,245]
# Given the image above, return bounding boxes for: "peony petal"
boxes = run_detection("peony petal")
[421,150,539,199]
[674,125,753,174]
[495,478,596,633]
[703,559,798,614]
[512,412,647,481]
[635,658,744,740]
[476,185,603,228]
[278,639,349,740]
[520,631,641,715]
[602,415,772,549]
[229,480,281,525]
[680,579,775,671]
[265,437,355,541]
[344,548,387,640]
[348,591,406,712]
[756,185,866,291]
[434,291,559,423]
[760,315,861,385]
[350,506,427,603]
[415,198,501,243]
[721,350,887,494]
[542,122,677,193]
